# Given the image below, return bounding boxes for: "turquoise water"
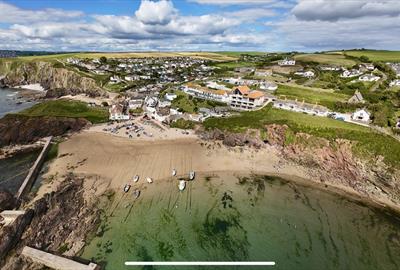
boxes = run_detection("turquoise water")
[82,173,400,270]
[0,87,36,118]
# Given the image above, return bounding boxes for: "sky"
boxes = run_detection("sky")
[0,0,399,52]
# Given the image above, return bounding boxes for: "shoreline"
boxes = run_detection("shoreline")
[36,130,400,219]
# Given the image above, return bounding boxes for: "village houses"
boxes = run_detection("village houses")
[278,58,296,66]
[351,108,371,123]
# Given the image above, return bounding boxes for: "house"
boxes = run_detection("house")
[389,79,400,87]
[206,81,230,91]
[230,85,265,110]
[319,65,341,71]
[348,90,365,103]
[183,83,231,103]
[255,69,273,77]
[341,69,363,78]
[128,99,143,109]
[234,67,255,73]
[278,58,296,66]
[259,81,278,91]
[294,70,315,78]
[360,63,375,71]
[109,75,122,84]
[145,96,159,108]
[165,93,177,101]
[359,73,380,82]
[109,104,129,121]
[351,109,371,123]
[125,75,140,81]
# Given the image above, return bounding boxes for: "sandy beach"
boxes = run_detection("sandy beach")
[37,128,400,215]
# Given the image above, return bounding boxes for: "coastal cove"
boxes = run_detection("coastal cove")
[35,131,400,270]
[81,172,400,270]
[0,87,37,118]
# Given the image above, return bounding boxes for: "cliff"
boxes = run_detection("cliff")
[198,125,400,211]
[0,61,105,98]
[0,114,89,147]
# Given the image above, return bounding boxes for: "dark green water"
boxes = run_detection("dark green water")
[82,173,400,270]
[0,150,40,194]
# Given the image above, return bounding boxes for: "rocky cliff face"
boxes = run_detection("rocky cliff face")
[0,174,101,270]
[199,124,400,210]
[0,114,89,147]
[0,61,105,98]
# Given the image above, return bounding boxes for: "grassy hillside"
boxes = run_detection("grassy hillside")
[275,84,350,109]
[16,100,109,123]
[294,53,357,67]
[341,50,400,62]
[17,52,237,62]
[204,104,400,167]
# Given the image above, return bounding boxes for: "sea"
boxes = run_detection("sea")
[0,87,36,118]
[82,173,400,270]
[0,87,38,194]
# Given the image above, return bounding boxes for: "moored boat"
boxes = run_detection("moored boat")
[133,175,139,182]
[146,177,153,183]
[179,180,186,191]
[189,171,195,180]
[124,184,131,193]
[133,189,141,199]
[172,169,177,176]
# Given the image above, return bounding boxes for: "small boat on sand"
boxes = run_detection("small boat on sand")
[124,184,131,193]
[189,171,195,180]
[133,189,141,199]
[172,169,177,176]
[146,177,153,183]
[179,180,186,191]
[133,175,139,182]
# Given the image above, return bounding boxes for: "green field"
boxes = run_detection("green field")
[204,104,400,167]
[16,100,109,123]
[340,50,400,62]
[275,84,350,109]
[294,53,357,67]
[16,52,237,62]
[212,61,256,69]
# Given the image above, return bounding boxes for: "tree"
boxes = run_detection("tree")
[359,55,370,62]
[100,56,107,64]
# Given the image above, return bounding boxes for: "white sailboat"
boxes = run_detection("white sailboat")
[172,169,177,176]
[133,175,139,182]
[189,171,195,180]
[179,180,186,191]
[123,184,131,193]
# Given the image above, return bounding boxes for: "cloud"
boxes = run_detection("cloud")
[292,0,400,21]
[135,0,177,25]
[0,1,83,24]
[189,0,277,5]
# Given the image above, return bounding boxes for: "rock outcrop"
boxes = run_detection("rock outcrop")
[0,210,34,262]
[0,190,16,212]
[0,174,101,269]
[0,114,89,147]
[0,61,105,97]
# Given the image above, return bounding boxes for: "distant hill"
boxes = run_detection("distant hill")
[0,50,67,58]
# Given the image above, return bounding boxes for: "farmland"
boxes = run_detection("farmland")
[294,53,357,67]
[340,50,400,62]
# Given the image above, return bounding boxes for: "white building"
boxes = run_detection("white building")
[109,75,122,84]
[389,79,400,87]
[255,69,273,77]
[109,104,129,121]
[341,69,363,78]
[183,83,231,103]
[359,73,380,82]
[259,81,278,91]
[278,58,296,66]
[230,85,265,111]
[128,99,143,110]
[351,109,371,123]
[165,93,178,101]
[319,65,341,71]
[125,75,140,81]
[294,70,315,78]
